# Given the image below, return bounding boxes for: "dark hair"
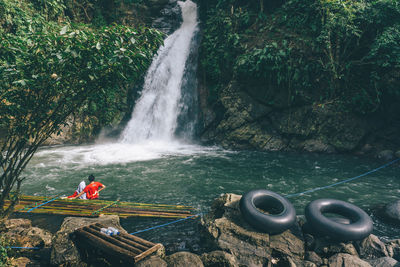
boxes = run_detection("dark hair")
[88,174,95,182]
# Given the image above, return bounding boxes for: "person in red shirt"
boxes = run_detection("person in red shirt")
[71,174,106,200]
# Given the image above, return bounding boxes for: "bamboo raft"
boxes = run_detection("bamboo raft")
[74,223,163,264]
[5,195,195,219]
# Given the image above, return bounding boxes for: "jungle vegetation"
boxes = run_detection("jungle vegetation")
[0,0,163,221]
[199,0,400,115]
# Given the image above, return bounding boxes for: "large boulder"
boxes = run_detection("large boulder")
[166,251,204,267]
[329,253,372,267]
[135,255,168,267]
[200,193,304,267]
[386,239,400,261]
[201,250,239,267]
[50,215,125,267]
[355,235,389,259]
[366,257,399,267]
[384,200,400,222]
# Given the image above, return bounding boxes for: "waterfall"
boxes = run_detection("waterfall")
[120,0,199,144]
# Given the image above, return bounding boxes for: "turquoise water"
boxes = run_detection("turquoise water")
[21,144,400,251]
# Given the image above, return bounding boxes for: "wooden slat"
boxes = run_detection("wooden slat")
[135,243,163,262]
[75,228,136,264]
[95,223,155,248]
[83,226,141,255]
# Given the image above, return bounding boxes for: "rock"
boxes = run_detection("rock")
[328,253,372,267]
[305,251,323,266]
[301,139,336,153]
[395,150,400,158]
[4,218,31,230]
[384,200,400,222]
[135,255,168,267]
[201,250,239,267]
[386,239,400,261]
[355,235,388,259]
[377,150,395,160]
[166,251,204,267]
[200,193,304,267]
[3,225,53,249]
[9,257,32,267]
[303,261,318,267]
[367,257,399,267]
[50,215,124,267]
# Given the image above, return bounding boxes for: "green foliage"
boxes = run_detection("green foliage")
[0,237,10,267]
[200,0,400,114]
[0,0,163,219]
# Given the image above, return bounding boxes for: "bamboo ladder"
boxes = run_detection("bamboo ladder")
[74,223,163,264]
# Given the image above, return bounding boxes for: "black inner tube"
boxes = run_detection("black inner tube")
[253,195,284,215]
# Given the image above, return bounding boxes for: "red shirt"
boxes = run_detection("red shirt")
[83,182,104,200]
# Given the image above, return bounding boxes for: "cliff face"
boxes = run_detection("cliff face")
[199,79,400,156]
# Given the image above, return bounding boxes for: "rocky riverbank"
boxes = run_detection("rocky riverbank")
[2,194,400,266]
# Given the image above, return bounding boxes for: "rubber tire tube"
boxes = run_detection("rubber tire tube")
[305,198,373,241]
[239,189,296,234]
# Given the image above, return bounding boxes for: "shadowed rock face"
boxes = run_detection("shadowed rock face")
[201,81,370,154]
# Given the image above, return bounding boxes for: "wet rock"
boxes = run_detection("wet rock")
[305,251,323,266]
[328,253,372,267]
[386,239,400,261]
[355,234,388,259]
[301,139,336,153]
[135,255,168,267]
[200,250,239,267]
[166,251,204,267]
[377,150,395,160]
[384,200,400,222]
[9,257,32,267]
[4,218,31,230]
[366,257,399,267]
[3,225,52,249]
[50,215,124,267]
[200,193,304,267]
[303,261,318,267]
[395,150,400,158]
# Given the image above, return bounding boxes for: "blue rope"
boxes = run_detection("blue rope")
[284,158,400,198]
[130,213,202,235]
[27,196,60,212]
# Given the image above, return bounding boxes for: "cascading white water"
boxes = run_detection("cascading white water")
[120,0,198,144]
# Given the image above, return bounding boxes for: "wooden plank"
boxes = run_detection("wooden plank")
[96,223,155,248]
[90,225,150,252]
[120,233,157,248]
[75,228,136,264]
[135,243,163,262]
[83,226,142,255]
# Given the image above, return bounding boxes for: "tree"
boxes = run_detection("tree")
[0,21,163,220]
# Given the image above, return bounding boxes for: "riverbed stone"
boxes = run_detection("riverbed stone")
[386,239,400,261]
[305,251,323,266]
[385,200,400,222]
[166,251,204,267]
[135,255,168,267]
[50,215,124,267]
[328,253,372,267]
[377,150,395,160]
[200,193,304,267]
[366,257,399,267]
[355,234,388,259]
[200,250,239,267]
